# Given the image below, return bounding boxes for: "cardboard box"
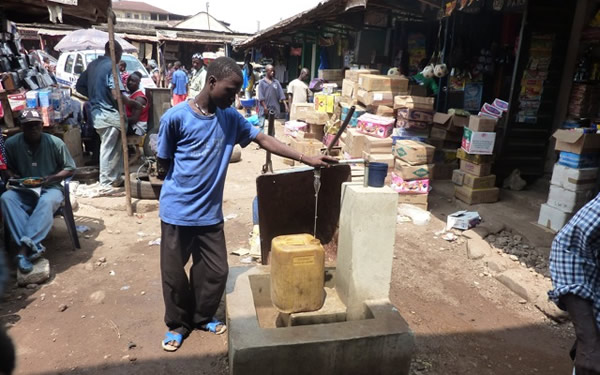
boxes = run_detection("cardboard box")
[433,162,458,180]
[342,79,359,99]
[395,108,434,123]
[538,203,572,232]
[356,89,395,107]
[394,160,434,180]
[396,193,429,210]
[364,134,393,153]
[308,123,325,141]
[550,163,598,192]
[345,69,379,82]
[547,185,593,213]
[463,174,496,189]
[318,69,344,81]
[434,148,458,163]
[408,85,428,97]
[376,105,394,117]
[454,185,500,204]
[314,93,340,114]
[553,129,600,154]
[344,129,367,158]
[358,74,409,92]
[290,103,315,121]
[447,211,481,230]
[462,128,497,155]
[460,160,492,177]
[456,148,493,165]
[340,96,358,107]
[357,113,395,138]
[306,111,330,125]
[468,116,497,132]
[362,151,395,169]
[451,114,469,128]
[341,103,366,127]
[430,126,462,142]
[452,169,465,185]
[558,151,599,169]
[394,95,435,110]
[290,138,324,157]
[393,140,435,165]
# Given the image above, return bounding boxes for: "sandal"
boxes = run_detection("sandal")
[200,318,227,335]
[16,255,33,274]
[161,331,183,352]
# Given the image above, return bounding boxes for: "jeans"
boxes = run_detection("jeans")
[96,127,123,186]
[0,188,63,252]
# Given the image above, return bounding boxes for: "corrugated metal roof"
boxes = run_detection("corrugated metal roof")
[0,0,111,26]
[112,0,172,15]
[236,0,428,49]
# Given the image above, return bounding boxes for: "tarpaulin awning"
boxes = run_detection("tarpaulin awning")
[54,28,138,53]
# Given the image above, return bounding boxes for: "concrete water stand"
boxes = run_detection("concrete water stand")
[227,184,415,374]
[226,266,414,375]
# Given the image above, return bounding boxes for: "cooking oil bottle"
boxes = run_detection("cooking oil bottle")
[270,234,325,313]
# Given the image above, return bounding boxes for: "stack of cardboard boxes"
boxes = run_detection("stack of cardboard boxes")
[391,140,435,210]
[537,129,600,232]
[356,74,409,110]
[429,110,468,180]
[452,116,500,204]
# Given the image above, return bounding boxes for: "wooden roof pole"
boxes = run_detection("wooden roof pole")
[107,6,133,216]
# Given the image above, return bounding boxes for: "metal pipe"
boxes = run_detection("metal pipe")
[325,105,355,155]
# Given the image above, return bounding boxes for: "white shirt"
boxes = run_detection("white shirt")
[274,64,286,83]
[287,78,309,104]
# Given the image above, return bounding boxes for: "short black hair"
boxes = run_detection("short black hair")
[130,71,142,80]
[206,56,243,81]
[104,40,123,56]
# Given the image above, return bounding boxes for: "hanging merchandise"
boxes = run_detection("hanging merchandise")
[422,20,449,79]
[408,33,427,76]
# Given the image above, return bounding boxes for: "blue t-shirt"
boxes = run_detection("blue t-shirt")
[172,70,189,95]
[157,102,260,226]
[75,56,123,118]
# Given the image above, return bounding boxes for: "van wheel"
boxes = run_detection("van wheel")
[129,172,162,200]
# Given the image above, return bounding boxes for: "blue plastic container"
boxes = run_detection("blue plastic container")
[367,162,388,188]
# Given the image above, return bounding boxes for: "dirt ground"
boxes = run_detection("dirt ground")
[1,122,575,374]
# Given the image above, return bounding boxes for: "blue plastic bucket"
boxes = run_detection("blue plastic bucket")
[367,162,388,187]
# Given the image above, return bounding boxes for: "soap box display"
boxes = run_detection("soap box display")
[357,113,395,138]
[390,173,430,194]
[462,127,497,155]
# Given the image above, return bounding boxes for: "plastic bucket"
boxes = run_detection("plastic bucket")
[367,162,388,187]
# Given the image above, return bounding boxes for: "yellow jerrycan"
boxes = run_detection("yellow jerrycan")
[270,234,325,313]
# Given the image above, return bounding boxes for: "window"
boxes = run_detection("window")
[126,13,132,18]
[134,14,140,19]
[74,54,84,75]
[64,54,74,74]
[143,14,149,20]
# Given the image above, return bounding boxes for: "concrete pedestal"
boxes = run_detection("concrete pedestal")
[226,266,414,375]
[336,184,398,320]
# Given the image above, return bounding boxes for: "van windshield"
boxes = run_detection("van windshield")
[83,53,149,78]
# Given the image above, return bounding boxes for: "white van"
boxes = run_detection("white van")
[55,50,156,91]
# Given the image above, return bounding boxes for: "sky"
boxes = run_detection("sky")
[143,0,323,34]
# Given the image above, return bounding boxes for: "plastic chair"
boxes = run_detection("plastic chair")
[3,176,80,251]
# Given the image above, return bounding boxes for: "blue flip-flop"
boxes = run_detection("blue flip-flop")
[162,331,183,352]
[16,255,33,274]
[200,318,227,335]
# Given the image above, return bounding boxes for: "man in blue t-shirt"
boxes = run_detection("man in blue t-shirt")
[170,61,189,106]
[157,57,335,352]
[76,41,124,191]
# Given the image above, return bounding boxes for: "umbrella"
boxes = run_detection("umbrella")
[54,29,137,53]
